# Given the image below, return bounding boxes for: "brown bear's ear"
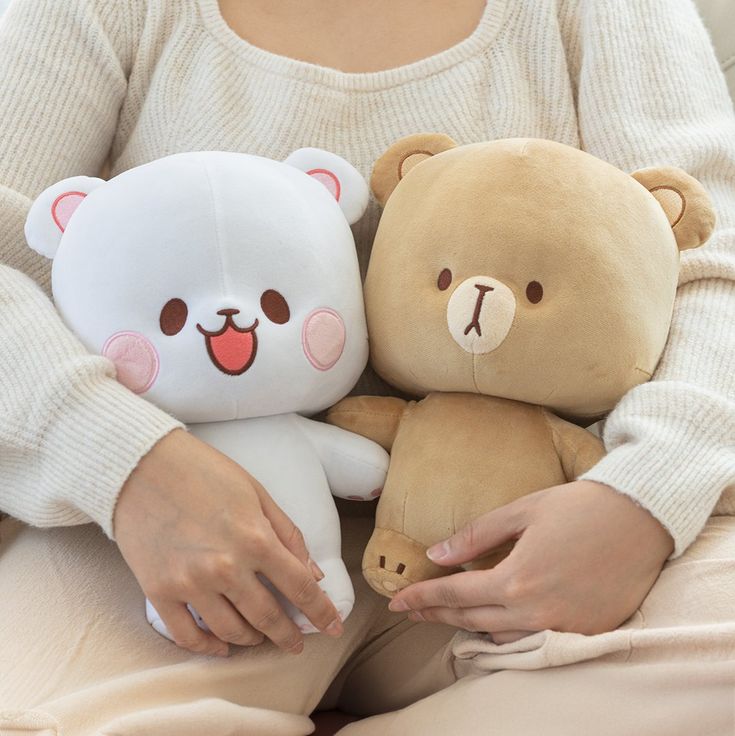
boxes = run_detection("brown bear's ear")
[371,133,457,206]
[630,167,716,251]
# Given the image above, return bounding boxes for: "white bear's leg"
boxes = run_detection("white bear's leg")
[288,557,355,634]
[146,598,209,640]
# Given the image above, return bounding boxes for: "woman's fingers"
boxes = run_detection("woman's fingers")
[189,594,265,648]
[260,543,344,637]
[489,630,537,645]
[426,499,528,567]
[150,598,229,657]
[226,574,306,653]
[407,604,520,633]
[389,569,507,612]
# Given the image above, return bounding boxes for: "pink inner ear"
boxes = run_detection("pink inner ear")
[102,331,160,394]
[302,309,346,371]
[306,168,341,202]
[51,191,87,232]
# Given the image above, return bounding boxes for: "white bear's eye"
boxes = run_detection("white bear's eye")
[526,281,544,304]
[437,268,452,291]
[260,290,290,324]
[160,298,188,335]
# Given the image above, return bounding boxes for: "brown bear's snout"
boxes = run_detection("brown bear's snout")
[446,275,516,355]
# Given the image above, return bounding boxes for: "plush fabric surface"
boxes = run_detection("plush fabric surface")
[26,150,371,421]
[24,149,391,632]
[328,136,714,596]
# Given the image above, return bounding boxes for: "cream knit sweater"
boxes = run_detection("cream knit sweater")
[1,0,734,556]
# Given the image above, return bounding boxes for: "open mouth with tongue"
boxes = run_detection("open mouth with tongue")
[196,309,259,376]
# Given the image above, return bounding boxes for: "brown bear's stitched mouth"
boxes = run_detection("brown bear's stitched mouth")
[196,312,259,375]
[463,284,495,337]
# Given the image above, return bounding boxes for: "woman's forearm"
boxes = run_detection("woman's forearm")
[0,259,182,535]
[572,0,735,556]
[0,0,181,536]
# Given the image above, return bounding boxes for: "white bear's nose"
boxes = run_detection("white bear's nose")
[446,275,516,354]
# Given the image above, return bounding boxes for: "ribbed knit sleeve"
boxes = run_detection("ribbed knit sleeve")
[570,0,735,556]
[0,0,182,537]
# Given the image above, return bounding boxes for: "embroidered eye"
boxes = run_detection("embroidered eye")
[526,281,544,304]
[159,298,188,335]
[261,289,290,324]
[437,268,453,291]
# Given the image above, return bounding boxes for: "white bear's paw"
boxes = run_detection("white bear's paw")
[291,603,352,635]
[146,598,209,641]
[267,558,355,634]
[309,557,355,632]
[293,611,320,635]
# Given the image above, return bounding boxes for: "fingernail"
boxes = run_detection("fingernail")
[288,641,304,655]
[214,646,229,657]
[309,558,325,581]
[389,599,409,612]
[408,611,425,622]
[325,618,344,637]
[426,542,449,561]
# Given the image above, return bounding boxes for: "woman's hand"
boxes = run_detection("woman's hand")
[388,480,674,644]
[114,429,343,657]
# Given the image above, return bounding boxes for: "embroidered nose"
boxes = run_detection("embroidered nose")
[217,308,240,317]
[464,284,494,336]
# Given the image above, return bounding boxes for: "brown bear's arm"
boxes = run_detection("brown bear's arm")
[325,396,410,451]
[543,411,606,481]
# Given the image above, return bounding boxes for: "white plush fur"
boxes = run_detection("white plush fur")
[27,150,389,638]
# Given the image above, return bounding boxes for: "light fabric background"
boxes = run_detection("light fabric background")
[698,0,735,100]
[0,0,732,96]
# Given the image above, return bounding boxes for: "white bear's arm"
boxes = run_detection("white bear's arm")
[293,416,389,500]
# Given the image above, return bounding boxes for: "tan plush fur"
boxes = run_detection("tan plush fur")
[328,135,714,598]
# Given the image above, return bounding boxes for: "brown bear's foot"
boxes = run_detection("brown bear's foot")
[362,528,452,598]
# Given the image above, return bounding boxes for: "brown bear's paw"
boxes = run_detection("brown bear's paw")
[362,528,450,598]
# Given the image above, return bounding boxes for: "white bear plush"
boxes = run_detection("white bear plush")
[25,149,389,638]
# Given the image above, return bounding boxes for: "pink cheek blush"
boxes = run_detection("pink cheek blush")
[302,308,346,371]
[102,331,160,394]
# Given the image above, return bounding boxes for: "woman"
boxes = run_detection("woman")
[1,1,734,733]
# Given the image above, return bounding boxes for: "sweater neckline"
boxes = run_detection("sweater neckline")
[197,0,508,91]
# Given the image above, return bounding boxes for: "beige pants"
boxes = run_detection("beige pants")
[1,515,734,735]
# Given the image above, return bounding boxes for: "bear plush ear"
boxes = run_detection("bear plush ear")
[284,148,369,225]
[371,132,457,206]
[25,176,105,258]
[631,167,716,251]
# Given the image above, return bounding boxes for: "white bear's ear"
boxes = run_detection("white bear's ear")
[284,148,369,225]
[25,176,105,258]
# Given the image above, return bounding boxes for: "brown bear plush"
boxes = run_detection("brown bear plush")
[327,134,715,598]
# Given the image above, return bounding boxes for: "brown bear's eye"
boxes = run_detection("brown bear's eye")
[160,298,188,335]
[261,289,290,324]
[437,268,453,291]
[526,281,544,304]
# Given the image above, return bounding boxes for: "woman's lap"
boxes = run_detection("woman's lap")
[0,515,453,735]
[2,515,734,735]
[339,658,735,735]
[338,515,735,734]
